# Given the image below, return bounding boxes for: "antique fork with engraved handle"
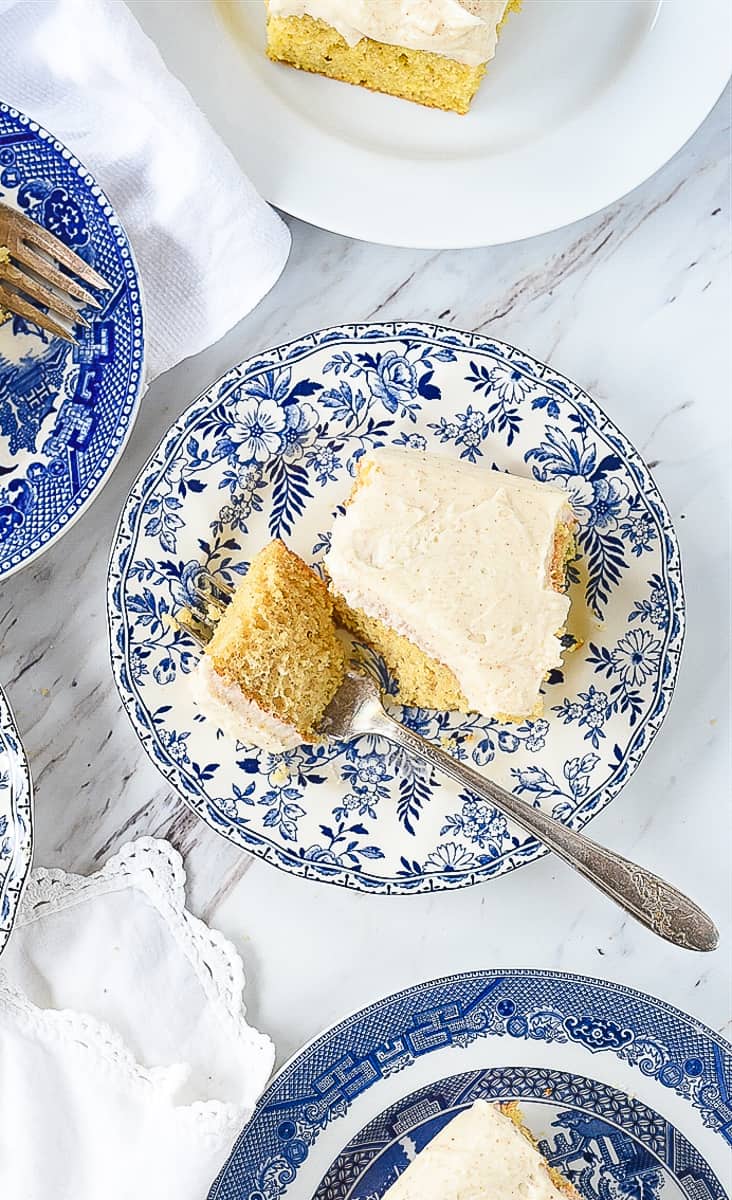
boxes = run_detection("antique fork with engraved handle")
[0,200,109,342]
[180,570,719,953]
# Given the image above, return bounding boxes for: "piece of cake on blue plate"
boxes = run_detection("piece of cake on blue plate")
[324,448,576,721]
[382,1100,579,1198]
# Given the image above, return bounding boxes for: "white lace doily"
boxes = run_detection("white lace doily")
[0,837,274,1198]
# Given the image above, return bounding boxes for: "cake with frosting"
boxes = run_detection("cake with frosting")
[191,540,345,752]
[324,448,576,720]
[382,1100,579,1199]
[265,0,521,114]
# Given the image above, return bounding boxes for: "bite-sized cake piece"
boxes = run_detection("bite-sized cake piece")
[325,449,576,720]
[265,0,521,115]
[191,540,345,751]
[383,1100,578,1199]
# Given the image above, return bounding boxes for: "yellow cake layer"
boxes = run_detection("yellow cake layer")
[206,539,345,741]
[265,2,521,115]
[334,522,576,720]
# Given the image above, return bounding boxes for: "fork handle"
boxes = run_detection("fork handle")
[372,709,718,952]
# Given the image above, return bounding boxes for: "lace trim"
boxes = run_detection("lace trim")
[0,837,274,1141]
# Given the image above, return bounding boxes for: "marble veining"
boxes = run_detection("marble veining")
[0,88,728,1065]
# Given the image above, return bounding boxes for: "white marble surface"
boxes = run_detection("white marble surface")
[1,87,730,1071]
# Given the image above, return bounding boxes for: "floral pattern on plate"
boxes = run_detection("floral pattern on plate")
[108,323,684,895]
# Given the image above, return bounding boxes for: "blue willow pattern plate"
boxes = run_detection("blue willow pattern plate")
[108,323,684,895]
[208,970,731,1200]
[0,683,32,955]
[0,103,145,580]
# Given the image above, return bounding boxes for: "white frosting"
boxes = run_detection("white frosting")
[383,1101,568,1199]
[325,449,573,717]
[190,657,302,752]
[267,0,511,67]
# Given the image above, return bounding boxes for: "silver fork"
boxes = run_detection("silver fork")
[179,572,718,953]
[0,200,110,342]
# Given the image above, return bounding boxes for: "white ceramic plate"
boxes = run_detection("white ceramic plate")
[108,323,684,896]
[129,0,731,248]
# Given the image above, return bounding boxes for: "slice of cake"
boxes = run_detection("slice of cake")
[383,1100,578,1199]
[265,0,521,115]
[191,540,345,751]
[324,449,576,720]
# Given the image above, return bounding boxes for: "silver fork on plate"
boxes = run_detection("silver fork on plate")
[0,200,110,342]
[179,570,718,953]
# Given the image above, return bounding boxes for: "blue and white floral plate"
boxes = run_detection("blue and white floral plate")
[108,323,684,895]
[0,103,145,580]
[0,683,32,955]
[208,970,731,1200]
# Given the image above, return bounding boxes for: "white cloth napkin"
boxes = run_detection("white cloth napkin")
[0,0,291,381]
[0,838,274,1199]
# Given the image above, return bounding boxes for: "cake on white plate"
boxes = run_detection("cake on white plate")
[265,0,521,114]
[382,1100,579,1199]
[324,448,576,721]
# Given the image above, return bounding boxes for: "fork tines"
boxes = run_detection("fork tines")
[0,200,110,343]
[175,569,234,648]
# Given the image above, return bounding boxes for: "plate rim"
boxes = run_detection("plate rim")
[107,320,686,896]
[131,0,732,248]
[0,683,33,956]
[0,101,147,583]
[207,966,732,1200]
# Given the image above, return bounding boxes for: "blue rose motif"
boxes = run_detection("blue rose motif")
[43,186,88,247]
[169,559,205,608]
[611,629,661,688]
[368,351,417,413]
[281,402,318,459]
[227,397,287,464]
[567,474,629,532]
[302,845,340,865]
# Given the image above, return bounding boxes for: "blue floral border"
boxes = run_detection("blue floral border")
[207,970,731,1200]
[0,684,33,955]
[107,323,685,895]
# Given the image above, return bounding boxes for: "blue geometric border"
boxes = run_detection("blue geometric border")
[0,102,145,579]
[207,970,732,1199]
